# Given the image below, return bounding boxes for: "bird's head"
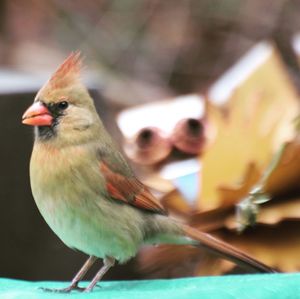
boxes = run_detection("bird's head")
[22,52,101,146]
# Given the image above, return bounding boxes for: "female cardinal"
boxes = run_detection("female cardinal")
[22,52,275,293]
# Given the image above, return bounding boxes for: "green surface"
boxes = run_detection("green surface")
[1,273,300,299]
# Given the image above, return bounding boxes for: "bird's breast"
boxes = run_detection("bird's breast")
[29,142,145,261]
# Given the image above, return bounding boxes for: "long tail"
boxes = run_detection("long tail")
[182,225,276,273]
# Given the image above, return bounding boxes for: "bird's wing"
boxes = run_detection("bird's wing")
[99,158,167,215]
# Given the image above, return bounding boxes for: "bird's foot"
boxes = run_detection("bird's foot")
[40,284,85,293]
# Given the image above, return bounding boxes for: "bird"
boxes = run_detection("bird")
[22,52,275,293]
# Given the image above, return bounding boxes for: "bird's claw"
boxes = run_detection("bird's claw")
[40,284,86,293]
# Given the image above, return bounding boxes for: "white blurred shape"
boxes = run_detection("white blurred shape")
[209,42,272,105]
[117,94,204,138]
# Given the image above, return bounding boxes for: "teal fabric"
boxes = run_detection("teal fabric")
[0,273,299,299]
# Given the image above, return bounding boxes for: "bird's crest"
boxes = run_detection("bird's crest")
[48,51,82,90]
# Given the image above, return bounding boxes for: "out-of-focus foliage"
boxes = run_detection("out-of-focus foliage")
[201,49,299,211]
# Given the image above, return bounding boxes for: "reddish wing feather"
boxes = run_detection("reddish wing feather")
[100,162,167,215]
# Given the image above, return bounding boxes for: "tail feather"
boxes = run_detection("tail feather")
[183,225,276,273]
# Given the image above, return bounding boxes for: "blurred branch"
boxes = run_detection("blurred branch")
[50,0,160,76]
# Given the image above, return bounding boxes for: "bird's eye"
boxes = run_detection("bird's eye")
[57,101,69,110]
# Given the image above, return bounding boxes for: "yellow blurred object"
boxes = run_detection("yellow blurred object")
[234,134,300,230]
[218,162,262,206]
[200,48,299,211]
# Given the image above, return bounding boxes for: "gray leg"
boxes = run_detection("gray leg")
[42,255,97,293]
[84,256,115,292]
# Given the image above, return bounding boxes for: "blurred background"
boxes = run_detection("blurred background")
[1,0,300,282]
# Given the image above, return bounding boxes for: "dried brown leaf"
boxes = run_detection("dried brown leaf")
[199,49,299,211]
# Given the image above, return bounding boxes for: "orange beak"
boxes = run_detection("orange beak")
[22,102,53,126]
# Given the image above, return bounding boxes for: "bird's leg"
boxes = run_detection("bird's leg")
[84,256,115,292]
[65,255,98,291]
[42,255,97,293]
